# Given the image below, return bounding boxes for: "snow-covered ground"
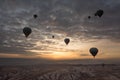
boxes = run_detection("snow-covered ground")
[0,64,120,80]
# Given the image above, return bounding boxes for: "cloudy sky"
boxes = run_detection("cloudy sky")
[0,0,120,63]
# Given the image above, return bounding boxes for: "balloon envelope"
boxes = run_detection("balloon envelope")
[88,16,91,19]
[94,9,104,17]
[33,14,38,19]
[89,47,98,58]
[102,63,105,67]
[52,35,54,38]
[23,27,32,38]
[64,38,70,45]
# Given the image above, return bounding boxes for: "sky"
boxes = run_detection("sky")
[0,0,120,64]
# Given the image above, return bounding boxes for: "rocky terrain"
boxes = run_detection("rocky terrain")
[0,64,119,80]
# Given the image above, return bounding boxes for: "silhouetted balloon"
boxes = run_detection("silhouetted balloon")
[64,38,70,45]
[88,16,91,19]
[52,35,54,38]
[23,27,32,38]
[33,14,38,19]
[94,9,104,17]
[89,47,98,58]
[102,63,105,67]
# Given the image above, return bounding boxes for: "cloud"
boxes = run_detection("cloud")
[80,54,90,56]
[0,0,120,56]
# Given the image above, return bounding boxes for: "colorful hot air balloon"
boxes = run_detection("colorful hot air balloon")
[23,27,32,38]
[64,38,70,45]
[89,47,98,58]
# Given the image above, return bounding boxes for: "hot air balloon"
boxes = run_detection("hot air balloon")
[94,9,104,17]
[33,14,38,19]
[64,38,70,45]
[102,63,105,67]
[23,27,32,38]
[88,16,91,19]
[52,35,54,38]
[89,47,98,58]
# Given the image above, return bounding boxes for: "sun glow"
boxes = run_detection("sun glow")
[25,39,120,60]
[40,52,80,60]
